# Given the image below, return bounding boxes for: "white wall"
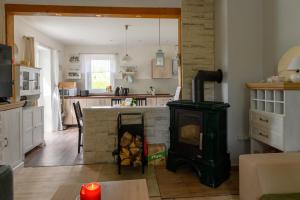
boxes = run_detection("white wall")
[262,0,300,78]
[64,44,178,94]
[215,0,263,165]
[14,16,64,64]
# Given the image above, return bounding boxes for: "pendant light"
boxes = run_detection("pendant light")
[122,25,131,64]
[155,18,165,67]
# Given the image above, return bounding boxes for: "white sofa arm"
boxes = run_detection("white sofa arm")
[239,153,300,200]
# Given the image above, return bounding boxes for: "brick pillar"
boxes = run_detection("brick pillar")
[181,0,215,100]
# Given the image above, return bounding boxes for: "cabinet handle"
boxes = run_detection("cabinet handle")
[259,118,269,123]
[4,138,8,147]
[259,132,268,138]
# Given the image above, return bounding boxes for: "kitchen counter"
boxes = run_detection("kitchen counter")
[82,106,170,163]
[0,101,25,111]
[63,93,173,99]
[62,95,172,125]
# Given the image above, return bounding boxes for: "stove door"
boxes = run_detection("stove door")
[175,109,203,158]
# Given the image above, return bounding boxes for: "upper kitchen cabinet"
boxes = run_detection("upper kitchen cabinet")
[151,58,172,79]
[19,66,41,96]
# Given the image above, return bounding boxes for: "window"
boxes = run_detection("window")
[81,54,116,93]
[91,59,111,90]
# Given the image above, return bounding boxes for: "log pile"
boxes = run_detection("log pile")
[120,132,143,167]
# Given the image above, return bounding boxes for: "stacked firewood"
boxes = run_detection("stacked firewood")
[120,132,143,167]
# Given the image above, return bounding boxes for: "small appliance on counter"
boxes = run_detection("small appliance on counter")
[114,86,129,96]
[114,87,120,96]
[80,90,89,97]
[58,82,77,97]
[121,88,129,96]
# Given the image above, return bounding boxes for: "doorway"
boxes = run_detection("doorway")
[8,4,181,167]
[37,44,52,134]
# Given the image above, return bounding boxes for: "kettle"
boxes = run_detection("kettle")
[114,87,120,96]
[122,88,129,96]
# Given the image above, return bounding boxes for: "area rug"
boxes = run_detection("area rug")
[155,165,239,198]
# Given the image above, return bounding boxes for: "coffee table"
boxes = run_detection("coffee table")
[51,179,149,200]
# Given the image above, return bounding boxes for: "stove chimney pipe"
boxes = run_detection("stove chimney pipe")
[192,69,223,102]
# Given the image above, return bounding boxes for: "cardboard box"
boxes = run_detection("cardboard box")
[147,144,166,166]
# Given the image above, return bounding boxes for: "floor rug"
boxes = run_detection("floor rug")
[155,165,239,198]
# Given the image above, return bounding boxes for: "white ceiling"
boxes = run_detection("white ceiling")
[16,16,178,46]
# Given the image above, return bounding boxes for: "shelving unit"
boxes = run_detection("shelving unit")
[19,66,41,96]
[250,89,284,115]
[247,82,300,154]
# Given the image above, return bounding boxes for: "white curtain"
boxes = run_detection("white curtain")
[23,36,35,67]
[52,50,63,131]
[80,54,117,91]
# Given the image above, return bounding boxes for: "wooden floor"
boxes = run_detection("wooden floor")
[20,128,239,200]
[25,127,83,167]
[14,164,239,200]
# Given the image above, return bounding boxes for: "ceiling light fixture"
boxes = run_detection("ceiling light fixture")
[155,18,165,67]
[122,25,131,64]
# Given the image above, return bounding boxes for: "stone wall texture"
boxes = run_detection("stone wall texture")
[181,0,215,100]
[83,107,170,164]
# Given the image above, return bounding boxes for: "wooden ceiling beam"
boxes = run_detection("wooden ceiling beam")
[5,4,181,19]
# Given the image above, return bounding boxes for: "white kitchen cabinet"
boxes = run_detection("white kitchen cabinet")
[19,66,41,96]
[86,98,110,107]
[247,83,300,153]
[23,106,44,153]
[156,97,171,106]
[0,107,23,169]
[146,97,157,106]
[63,96,172,125]
[64,98,112,126]
[63,98,75,125]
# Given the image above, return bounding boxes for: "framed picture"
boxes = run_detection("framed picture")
[68,54,80,64]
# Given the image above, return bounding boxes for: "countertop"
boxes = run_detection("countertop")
[64,93,173,99]
[0,101,25,111]
[246,82,300,90]
[84,105,167,110]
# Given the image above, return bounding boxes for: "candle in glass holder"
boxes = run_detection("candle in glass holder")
[80,182,101,200]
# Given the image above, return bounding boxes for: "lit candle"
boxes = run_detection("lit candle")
[80,182,101,200]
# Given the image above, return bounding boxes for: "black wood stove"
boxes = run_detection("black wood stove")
[166,69,230,188]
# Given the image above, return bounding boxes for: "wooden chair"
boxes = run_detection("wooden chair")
[136,98,147,106]
[111,98,124,106]
[73,101,83,153]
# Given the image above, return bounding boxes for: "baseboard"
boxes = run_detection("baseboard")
[13,161,24,172]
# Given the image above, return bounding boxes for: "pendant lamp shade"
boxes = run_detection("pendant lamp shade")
[156,49,164,66]
[155,18,165,67]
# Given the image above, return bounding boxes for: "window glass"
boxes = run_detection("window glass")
[90,59,111,90]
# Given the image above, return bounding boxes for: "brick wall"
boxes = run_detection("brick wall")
[181,0,215,100]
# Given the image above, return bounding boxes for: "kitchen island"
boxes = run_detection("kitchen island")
[63,94,172,125]
[82,106,170,164]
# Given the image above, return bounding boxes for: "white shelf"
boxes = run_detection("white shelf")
[249,87,300,153]
[250,89,285,115]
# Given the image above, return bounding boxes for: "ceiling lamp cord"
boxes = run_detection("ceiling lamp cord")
[155,18,165,67]
[122,24,131,63]
[158,18,161,49]
[125,25,128,56]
